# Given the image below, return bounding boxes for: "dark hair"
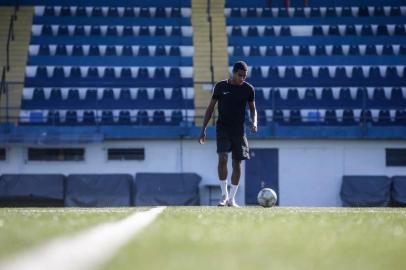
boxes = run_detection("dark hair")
[232,61,248,73]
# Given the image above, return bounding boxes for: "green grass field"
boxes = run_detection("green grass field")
[1,207,406,270]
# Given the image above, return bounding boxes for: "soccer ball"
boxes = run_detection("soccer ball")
[257,188,277,207]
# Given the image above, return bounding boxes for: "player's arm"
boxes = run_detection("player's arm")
[248,101,258,133]
[198,98,217,144]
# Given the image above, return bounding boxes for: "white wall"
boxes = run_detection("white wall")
[1,139,406,206]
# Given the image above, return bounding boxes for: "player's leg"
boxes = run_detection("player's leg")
[216,132,232,206]
[228,136,250,207]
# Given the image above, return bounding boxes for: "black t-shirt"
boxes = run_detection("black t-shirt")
[212,79,255,136]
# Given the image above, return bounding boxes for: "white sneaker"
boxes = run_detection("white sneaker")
[217,195,228,207]
[227,199,241,208]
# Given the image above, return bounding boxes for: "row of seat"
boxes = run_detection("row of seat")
[34,25,191,37]
[226,6,405,18]
[22,88,193,109]
[254,109,406,126]
[22,110,192,126]
[37,6,190,18]
[229,25,406,37]
[30,45,191,57]
[27,66,191,79]
[254,88,406,109]
[230,44,406,57]
[249,66,406,79]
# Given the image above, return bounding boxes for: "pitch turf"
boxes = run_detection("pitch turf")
[1,207,406,270]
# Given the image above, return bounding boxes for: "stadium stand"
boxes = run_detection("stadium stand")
[20,2,195,126]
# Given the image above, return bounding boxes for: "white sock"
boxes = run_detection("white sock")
[229,184,239,201]
[220,180,228,197]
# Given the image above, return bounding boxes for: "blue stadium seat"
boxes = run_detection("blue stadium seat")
[368,88,389,108]
[230,8,241,17]
[89,45,100,56]
[120,68,132,79]
[302,88,318,108]
[278,8,289,18]
[358,6,369,17]
[376,25,389,36]
[169,46,180,56]
[341,7,352,17]
[66,89,80,107]
[251,66,262,79]
[84,89,97,107]
[70,67,81,78]
[72,45,83,56]
[374,110,392,125]
[315,45,327,55]
[139,26,150,36]
[153,88,166,104]
[74,26,85,36]
[361,25,373,36]
[47,110,60,125]
[386,66,400,80]
[294,8,305,17]
[42,25,53,36]
[328,26,340,36]
[338,88,355,108]
[83,111,96,125]
[103,68,114,79]
[247,26,259,37]
[44,6,54,16]
[262,8,272,17]
[153,110,166,125]
[53,67,65,79]
[118,88,132,108]
[101,111,114,125]
[231,26,242,36]
[255,89,265,106]
[171,26,181,36]
[310,7,321,17]
[171,8,181,17]
[55,45,67,56]
[257,110,267,126]
[250,46,260,56]
[390,88,406,108]
[301,67,313,82]
[65,111,78,125]
[288,110,302,125]
[140,8,150,17]
[60,7,71,16]
[138,46,149,56]
[118,111,131,124]
[272,109,284,125]
[374,7,385,17]
[318,67,330,80]
[169,67,181,79]
[390,7,401,17]
[369,66,382,81]
[92,7,103,17]
[348,45,360,55]
[325,7,336,17]
[285,88,300,108]
[171,88,184,103]
[107,7,119,17]
[123,26,133,36]
[122,46,133,56]
[247,8,257,17]
[39,45,50,55]
[264,26,275,36]
[360,110,373,123]
[233,46,243,56]
[155,26,166,36]
[265,46,277,56]
[170,111,183,125]
[137,89,149,103]
[90,26,101,36]
[282,46,293,56]
[345,25,357,36]
[334,67,347,81]
[299,45,310,56]
[280,26,291,36]
[155,46,166,56]
[332,45,343,55]
[155,68,166,79]
[123,7,134,17]
[313,26,323,36]
[76,7,86,16]
[138,68,149,79]
[365,45,377,55]
[382,45,394,56]
[267,67,279,79]
[136,110,149,125]
[49,88,62,108]
[341,109,356,125]
[106,26,118,36]
[324,110,338,125]
[320,88,335,108]
[58,26,69,36]
[394,25,405,36]
[352,67,364,81]
[395,110,406,125]
[28,111,43,124]
[105,46,116,56]
[155,7,166,17]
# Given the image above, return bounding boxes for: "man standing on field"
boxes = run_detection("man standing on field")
[198,61,257,207]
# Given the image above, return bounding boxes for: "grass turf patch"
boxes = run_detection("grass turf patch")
[101,207,406,270]
[0,207,147,259]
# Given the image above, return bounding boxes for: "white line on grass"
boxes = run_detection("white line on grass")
[0,207,166,270]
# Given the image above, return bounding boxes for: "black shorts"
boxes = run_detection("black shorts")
[216,129,250,160]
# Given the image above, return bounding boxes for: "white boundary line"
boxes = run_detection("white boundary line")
[0,207,166,270]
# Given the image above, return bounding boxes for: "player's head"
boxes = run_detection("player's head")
[232,61,248,85]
